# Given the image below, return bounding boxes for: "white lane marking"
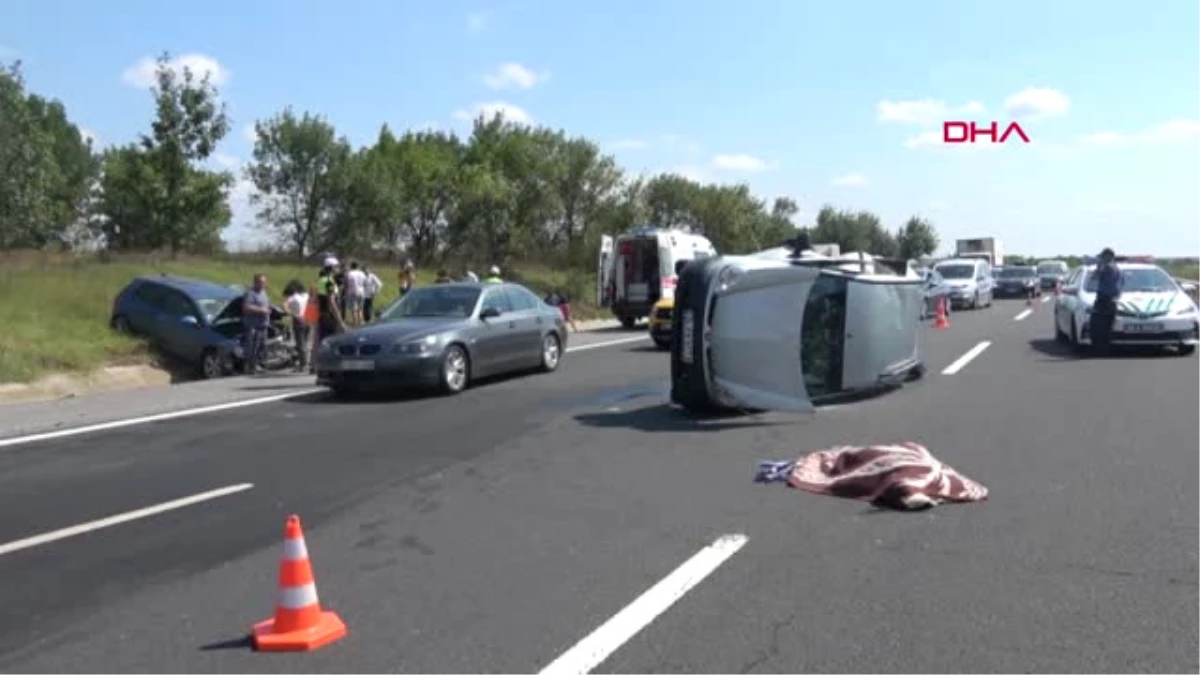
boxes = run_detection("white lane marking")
[0,337,647,449]
[0,390,323,449]
[1014,308,1034,322]
[941,341,992,375]
[0,484,254,557]
[566,335,648,353]
[1042,295,1052,303]
[539,533,748,675]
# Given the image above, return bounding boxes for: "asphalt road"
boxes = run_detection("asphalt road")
[0,300,1195,673]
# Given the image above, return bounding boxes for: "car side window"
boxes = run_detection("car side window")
[481,288,514,315]
[160,290,197,318]
[133,283,169,310]
[1064,269,1081,289]
[504,286,539,312]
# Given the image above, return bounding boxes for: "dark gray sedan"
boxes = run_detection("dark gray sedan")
[315,282,568,396]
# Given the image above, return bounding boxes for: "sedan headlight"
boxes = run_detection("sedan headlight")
[318,339,334,354]
[392,334,439,355]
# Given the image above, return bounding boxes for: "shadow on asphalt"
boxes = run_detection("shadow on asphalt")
[198,636,253,652]
[238,384,314,392]
[281,370,534,405]
[575,403,782,433]
[1028,338,1186,361]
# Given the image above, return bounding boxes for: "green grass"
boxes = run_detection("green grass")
[0,251,606,384]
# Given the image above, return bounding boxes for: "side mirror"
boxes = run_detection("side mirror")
[180,315,200,327]
[480,307,502,320]
[1181,282,1197,293]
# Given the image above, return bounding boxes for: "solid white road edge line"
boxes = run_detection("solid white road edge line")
[538,533,749,675]
[0,335,648,449]
[0,484,254,557]
[941,341,992,375]
[1014,308,1034,321]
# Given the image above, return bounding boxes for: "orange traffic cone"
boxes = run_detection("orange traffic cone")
[252,515,348,652]
[934,296,950,329]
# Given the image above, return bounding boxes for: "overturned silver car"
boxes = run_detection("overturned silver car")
[669,244,925,413]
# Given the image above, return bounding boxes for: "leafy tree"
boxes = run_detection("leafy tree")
[896,216,939,259]
[246,108,351,258]
[96,53,232,254]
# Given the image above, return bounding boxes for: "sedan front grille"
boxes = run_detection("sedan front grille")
[335,344,382,357]
[336,345,356,357]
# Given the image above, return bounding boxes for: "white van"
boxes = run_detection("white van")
[933,257,995,310]
[598,227,718,327]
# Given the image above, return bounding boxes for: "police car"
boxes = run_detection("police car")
[1052,255,1199,355]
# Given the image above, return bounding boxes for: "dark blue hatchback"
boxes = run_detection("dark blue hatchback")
[110,275,255,378]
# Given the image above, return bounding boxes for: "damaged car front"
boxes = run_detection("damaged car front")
[670,250,924,413]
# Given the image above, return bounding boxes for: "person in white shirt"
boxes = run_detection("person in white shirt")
[344,260,367,326]
[362,265,383,322]
[282,280,311,372]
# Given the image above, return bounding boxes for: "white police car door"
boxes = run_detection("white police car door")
[707,264,820,412]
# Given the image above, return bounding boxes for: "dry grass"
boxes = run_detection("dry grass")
[0,251,606,384]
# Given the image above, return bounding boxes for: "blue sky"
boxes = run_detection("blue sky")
[4,0,1198,256]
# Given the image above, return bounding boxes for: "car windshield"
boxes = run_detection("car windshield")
[381,286,481,319]
[1084,267,1176,294]
[1037,262,1066,275]
[937,264,975,280]
[196,297,234,323]
[998,267,1036,279]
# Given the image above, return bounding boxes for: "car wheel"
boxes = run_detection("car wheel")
[112,315,132,334]
[972,291,980,309]
[329,384,356,399]
[1178,345,1196,356]
[439,344,470,395]
[540,333,562,372]
[620,315,637,329]
[653,337,671,350]
[199,348,226,379]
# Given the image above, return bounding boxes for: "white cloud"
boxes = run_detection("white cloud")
[212,152,243,170]
[78,127,100,147]
[904,131,942,149]
[121,53,230,89]
[1081,119,1200,147]
[243,123,258,144]
[610,139,648,150]
[710,153,776,172]
[452,101,533,125]
[930,200,951,211]
[877,99,986,125]
[0,45,16,59]
[467,11,489,31]
[831,173,868,187]
[483,62,547,91]
[1003,87,1070,119]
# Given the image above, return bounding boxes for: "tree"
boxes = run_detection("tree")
[0,61,98,249]
[896,216,939,260]
[246,108,351,258]
[96,53,232,254]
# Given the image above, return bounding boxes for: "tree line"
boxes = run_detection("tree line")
[0,54,943,268]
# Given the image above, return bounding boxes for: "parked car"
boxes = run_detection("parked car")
[111,275,294,378]
[933,258,994,309]
[1036,260,1070,290]
[994,265,1041,298]
[918,268,953,319]
[669,248,925,413]
[315,282,568,397]
[648,297,674,350]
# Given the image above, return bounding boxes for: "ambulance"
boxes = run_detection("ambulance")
[597,227,718,327]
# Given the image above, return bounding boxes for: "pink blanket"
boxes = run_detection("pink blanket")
[780,442,988,511]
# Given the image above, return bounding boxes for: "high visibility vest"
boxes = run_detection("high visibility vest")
[317,274,336,296]
[484,276,502,284]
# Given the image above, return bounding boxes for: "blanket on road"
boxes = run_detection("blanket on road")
[755,442,988,511]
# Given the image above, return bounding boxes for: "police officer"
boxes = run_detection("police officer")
[484,265,503,283]
[1089,247,1123,355]
[314,257,345,369]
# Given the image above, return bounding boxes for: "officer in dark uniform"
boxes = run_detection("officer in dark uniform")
[1089,247,1123,355]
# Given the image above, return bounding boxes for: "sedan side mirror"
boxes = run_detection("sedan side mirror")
[180,315,200,327]
[480,307,502,320]
[1181,282,1197,293]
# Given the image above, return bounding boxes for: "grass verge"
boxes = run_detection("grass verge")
[0,251,608,384]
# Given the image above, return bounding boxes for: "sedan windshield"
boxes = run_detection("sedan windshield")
[998,267,1036,279]
[1084,267,1176,294]
[381,286,481,319]
[936,264,975,280]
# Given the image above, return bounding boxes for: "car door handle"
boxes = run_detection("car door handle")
[508,321,516,329]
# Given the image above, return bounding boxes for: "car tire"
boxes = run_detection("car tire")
[1070,317,1087,354]
[329,384,355,399]
[972,291,980,310]
[653,337,671,350]
[112,315,132,334]
[199,348,227,379]
[620,315,637,329]
[540,333,562,372]
[439,344,470,395]
[1178,345,1196,356]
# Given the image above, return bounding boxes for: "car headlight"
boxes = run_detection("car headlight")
[715,265,745,292]
[318,339,334,354]
[392,334,439,355]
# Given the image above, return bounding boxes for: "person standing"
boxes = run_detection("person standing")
[344,261,367,326]
[315,258,346,369]
[282,280,310,373]
[462,268,479,283]
[362,265,383,322]
[435,269,452,284]
[1090,247,1123,355]
[544,287,579,331]
[241,273,272,375]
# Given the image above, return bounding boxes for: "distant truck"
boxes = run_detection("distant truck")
[955,238,1004,267]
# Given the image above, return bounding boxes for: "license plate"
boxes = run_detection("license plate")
[340,359,376,371]
[680,310,695,363]
[1123,322,1163,333]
